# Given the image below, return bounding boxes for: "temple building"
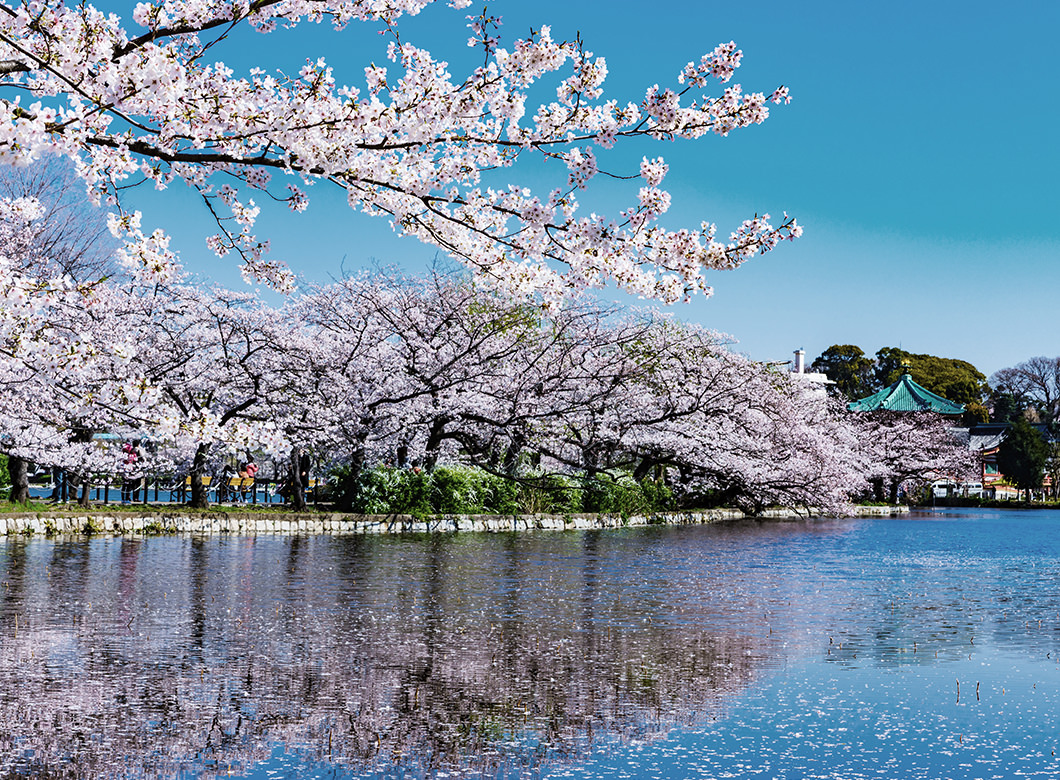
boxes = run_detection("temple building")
[846,371,966,416]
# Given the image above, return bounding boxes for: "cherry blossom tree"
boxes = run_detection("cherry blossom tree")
[0,157,118,282]
[292,271,867,515]
[286,268,548,506]
[854,411,977,504]
[525,319,865,515]
[109,282,292,506]
[0,190,296,505]
[0,194,150,502]
[0,0,799,304]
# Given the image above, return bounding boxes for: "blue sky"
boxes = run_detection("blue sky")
[127,0,1060,377]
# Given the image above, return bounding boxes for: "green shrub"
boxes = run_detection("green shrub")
[515,473,580,514]
[331,462,673,518]
[577,475,674,518]
[638,478,675,515]
[333,465,431,516]
[431,465,489,514]
[372,467,433,516]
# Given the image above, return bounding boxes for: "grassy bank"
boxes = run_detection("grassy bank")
[0,500,329,516]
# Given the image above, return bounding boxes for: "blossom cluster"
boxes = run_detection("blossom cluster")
[0,0,798,305]
[0,194,971,512]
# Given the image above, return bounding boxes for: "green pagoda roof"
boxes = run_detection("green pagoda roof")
[847,373,966,414]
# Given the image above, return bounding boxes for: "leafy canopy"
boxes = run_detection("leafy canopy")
[875,348,987,406]
[810,344,988,405]
[996,416,1049,495]
[809,345,874,400]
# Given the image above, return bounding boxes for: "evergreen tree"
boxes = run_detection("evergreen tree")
[990,391,1025,424]
[997,416,1049,501]
[810,345,876,399]
[875,348,987,406]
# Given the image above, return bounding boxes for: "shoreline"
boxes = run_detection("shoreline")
[0,504,907,537]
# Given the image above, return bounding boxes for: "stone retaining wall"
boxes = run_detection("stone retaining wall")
[0,504,907,537]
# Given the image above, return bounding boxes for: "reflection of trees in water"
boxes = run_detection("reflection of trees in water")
[0,532,779,778]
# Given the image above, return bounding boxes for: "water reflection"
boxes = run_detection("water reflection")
[0,511,1058,778]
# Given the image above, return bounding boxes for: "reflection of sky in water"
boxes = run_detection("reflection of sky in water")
[1,509,1059,778]
[559,650,1060,779]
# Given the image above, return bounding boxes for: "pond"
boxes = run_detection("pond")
[1,508,1058,779]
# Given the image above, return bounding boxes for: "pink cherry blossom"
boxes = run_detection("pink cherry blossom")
[0,0,798,305]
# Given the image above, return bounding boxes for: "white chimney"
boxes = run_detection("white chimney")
[794,349,805,374]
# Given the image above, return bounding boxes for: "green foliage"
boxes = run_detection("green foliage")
[875,347,987,405]
[990,391,1025,424]
[810,345,875,399]
[512,473,581,514]
[814,344,988,406]
[82,517,104,535]
[0,454,8,489]
[431,465,520,514]
[346,465,434,516]
[962,401,990,427]
[578,475,674,518]
[997,416,1049,496]
[332,463,673,518]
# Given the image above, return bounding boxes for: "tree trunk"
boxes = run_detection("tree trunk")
[632,458,654,483]
[870,477,885,503]
[422,419,448,472]
[501,432,525,477]
[289,446,307,513]
[78,476,91,507]
[189,443,210,509]
[7,456,29,503]
[339,447,366,511]
[888,480,900,505]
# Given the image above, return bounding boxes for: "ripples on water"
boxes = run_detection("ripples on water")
[0,508,1058,779]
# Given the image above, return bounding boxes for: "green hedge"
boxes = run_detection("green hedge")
[332,464,674,518]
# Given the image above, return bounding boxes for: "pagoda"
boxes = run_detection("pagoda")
[847,371,965,415]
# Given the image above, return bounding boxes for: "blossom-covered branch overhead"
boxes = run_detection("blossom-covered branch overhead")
[0,0,800,302]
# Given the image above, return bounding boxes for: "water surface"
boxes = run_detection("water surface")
[1,508,1058,778]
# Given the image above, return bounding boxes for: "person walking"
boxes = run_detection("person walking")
[121,442,138,503]
[244,460,259,503]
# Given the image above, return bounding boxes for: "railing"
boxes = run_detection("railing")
[27,474,318,507]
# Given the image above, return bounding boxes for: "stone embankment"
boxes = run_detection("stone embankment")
[1,504,907,537]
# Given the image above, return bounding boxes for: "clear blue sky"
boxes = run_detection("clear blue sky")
[126,0,1060,378]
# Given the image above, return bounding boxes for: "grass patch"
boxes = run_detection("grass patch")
[0,501,330,516]
[0,500,57,514]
